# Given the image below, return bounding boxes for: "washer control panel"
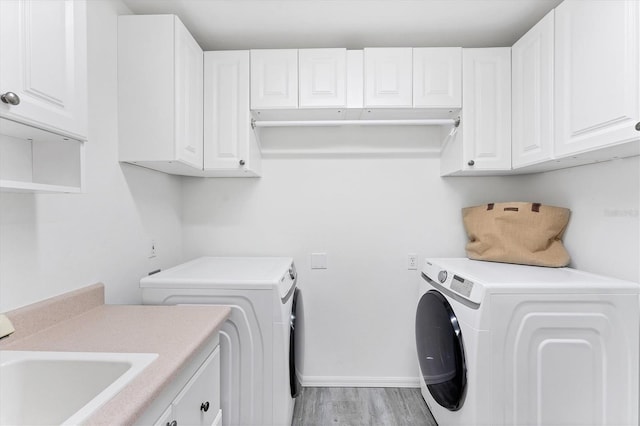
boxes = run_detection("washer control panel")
[450,275,474,298]
[422,259,483,306]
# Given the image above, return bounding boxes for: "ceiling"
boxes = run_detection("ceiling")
[121,0,563,50]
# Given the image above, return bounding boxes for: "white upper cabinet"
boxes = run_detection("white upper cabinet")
[512,10,554,168]
[364,48,413,107]
[0,0,87,140]
[299,48,347,108]
[204,51,260,177]
[413,48,462,108]
[554,0,640,157]
[174,20,204,168]
[118,15,203,174]
[250,49,298,109]
[441,48,511,175]
[462,48,512,171]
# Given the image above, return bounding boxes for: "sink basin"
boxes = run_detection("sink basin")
[0,350,158,425]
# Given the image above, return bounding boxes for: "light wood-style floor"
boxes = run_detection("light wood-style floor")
[291,387,438,426]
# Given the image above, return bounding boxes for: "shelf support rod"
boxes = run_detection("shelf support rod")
[251,117,460,129]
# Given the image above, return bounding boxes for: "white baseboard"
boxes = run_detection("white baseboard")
[302,375,420,388]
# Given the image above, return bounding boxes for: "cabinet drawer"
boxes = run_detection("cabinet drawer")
[172,346,221,426]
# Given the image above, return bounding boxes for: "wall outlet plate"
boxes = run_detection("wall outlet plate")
[408,253,417,270]
[311,253,327,269]
[149,239,157,258]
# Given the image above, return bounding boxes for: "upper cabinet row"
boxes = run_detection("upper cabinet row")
[442,0,640,175]
[118,0,638,178]
[250,47,461,112]
[118,16,462,177]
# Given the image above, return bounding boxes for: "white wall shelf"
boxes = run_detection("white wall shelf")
[0,118,85,193]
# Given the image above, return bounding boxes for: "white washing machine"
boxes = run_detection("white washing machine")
[416,258,639,426]
[140,257,303,426]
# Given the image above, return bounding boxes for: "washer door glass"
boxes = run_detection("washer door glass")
[415,289,467,411]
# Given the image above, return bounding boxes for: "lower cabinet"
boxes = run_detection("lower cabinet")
[137,336,221,426]
[157,346,221,426]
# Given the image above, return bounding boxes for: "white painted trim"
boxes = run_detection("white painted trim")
[302,376,420,388]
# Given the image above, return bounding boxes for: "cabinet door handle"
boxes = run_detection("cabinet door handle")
[239,159,246,166]
[467,160,475,166]
[166,421,177,426]
[200,401,210,412]
[635,122,640,131]
[1,92,20,105]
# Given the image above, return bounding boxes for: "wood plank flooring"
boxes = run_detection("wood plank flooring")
[292,387,438,426]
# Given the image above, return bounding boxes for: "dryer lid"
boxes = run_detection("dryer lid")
[140,257,295,291]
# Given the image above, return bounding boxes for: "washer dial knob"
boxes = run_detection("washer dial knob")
[438,270,448,283]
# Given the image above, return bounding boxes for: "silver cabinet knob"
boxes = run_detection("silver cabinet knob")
[467,160,475,166]
[1,92,20,105]
[635,122,640,131]
[239,159,245,166]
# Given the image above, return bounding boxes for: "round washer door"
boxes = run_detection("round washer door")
[415,289,467,411]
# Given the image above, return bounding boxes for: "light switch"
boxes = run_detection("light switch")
[311,253,327,269]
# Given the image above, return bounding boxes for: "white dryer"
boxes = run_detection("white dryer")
[416,258,639,426]
[140,257,303,426]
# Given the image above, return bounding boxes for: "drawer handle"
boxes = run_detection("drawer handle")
[200,401,210,412]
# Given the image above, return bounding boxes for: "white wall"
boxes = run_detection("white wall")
[0,0,183,312]
[181,156,520,384]
[181,153,639,385]
[525,156,640,282]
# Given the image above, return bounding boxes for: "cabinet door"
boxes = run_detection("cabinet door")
[554,0,640,156]
[0,0,87,140]
[250,49,298,109]
[173,346,221,426]
[462,48,512,171]
[299,48,346,108]
[364,48,413,107]
[413,48,461,108]
[204,51,253,172]
[174,18,204,169]
[512,11,554,168]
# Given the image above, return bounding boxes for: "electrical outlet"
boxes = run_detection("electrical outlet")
[149,239,157,258]
[408,253,417,270]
